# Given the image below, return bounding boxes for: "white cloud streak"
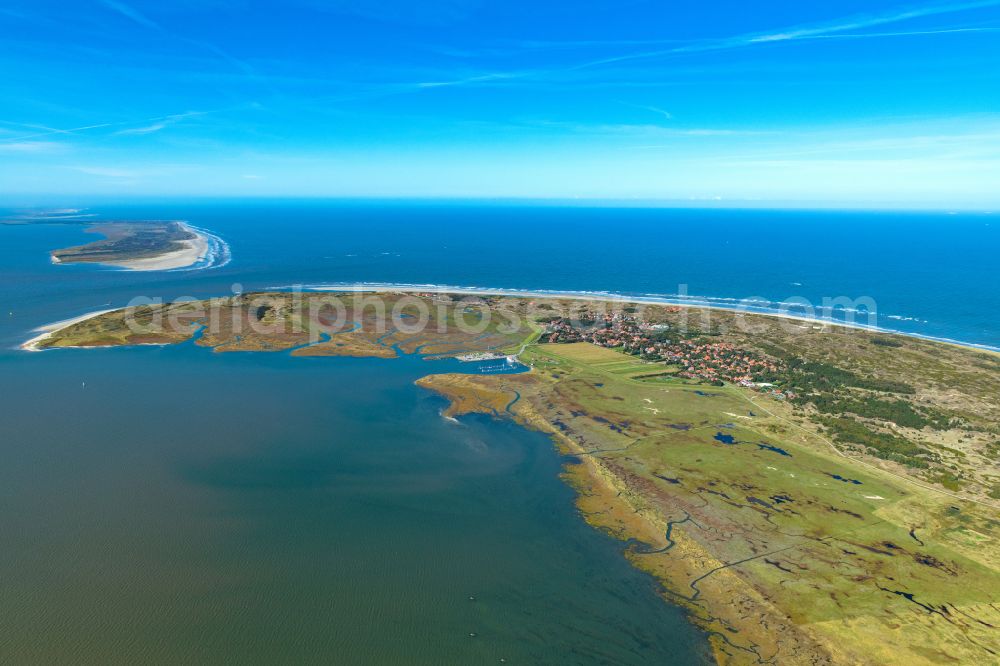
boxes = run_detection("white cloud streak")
[97,0,256,76]
[0,121,116,142]
[117,122,167,135]
[394,1,1000,94]
[578,0,1000,69]
[99,0,160,30]
[748,0,1000,43]
[417,72,519,88]
[788,26,1000,40]
[70,165,138,178]
[527,120,774,138]
[0,107,248,143]
[620,103,673,121]
[0,141,61,153]
[115,111,204,136]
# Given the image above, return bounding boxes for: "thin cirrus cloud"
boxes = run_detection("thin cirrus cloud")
[576,0,1000,68]
[747,0,1000,42]
[70,165,139,178]
[619,103,673,121]
[1,1,998,203]
[0,141,61,153]
[117,122,169,136]
[416,72,521,88]
[98,0,159,30]
[537,121,774,138]
[67,164,197,179]
[115,111,204,136]
[0,118,150,142]
[0,108,243,144]
[0,121,116,142]
[409,0,1000,90]
[98,0,256,75]
[783,26,1000,41]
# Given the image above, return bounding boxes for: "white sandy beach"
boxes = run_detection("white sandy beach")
[21,284,1000,355]
[298,283,1000,354]
[20,308,118,351]
[104,225,210,271]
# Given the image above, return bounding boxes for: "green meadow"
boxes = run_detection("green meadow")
[509,342,1000,663]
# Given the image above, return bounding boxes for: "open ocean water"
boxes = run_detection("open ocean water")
[5,201,996,350]
[0,201,997,663]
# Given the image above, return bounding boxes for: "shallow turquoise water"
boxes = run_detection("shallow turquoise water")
[0,212,715,663]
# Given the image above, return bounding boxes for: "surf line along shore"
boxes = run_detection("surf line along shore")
[49,221,221,272]
[20,309,119,352]
[106,224,210,271]
[281,282,1000,354]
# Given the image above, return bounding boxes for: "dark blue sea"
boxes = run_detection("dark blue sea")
[4,201,997,351]
[0,201,996,663]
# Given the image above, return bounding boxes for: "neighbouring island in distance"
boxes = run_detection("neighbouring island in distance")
[2,215,222,271]
[21,289,1000,665]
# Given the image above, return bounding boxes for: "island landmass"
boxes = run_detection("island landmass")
[50,220,210,270]
[2,215,219,270]
[22,290,1000,665]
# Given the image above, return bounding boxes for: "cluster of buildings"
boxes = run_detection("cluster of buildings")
[541,312,794,398]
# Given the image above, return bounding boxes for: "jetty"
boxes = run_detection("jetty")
[455,352,519,363]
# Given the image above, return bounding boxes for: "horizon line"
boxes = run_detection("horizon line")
[1,195,996,213]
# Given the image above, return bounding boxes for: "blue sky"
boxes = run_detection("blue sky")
[1,0,999,206]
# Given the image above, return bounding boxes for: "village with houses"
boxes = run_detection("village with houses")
[539,309,796,399]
